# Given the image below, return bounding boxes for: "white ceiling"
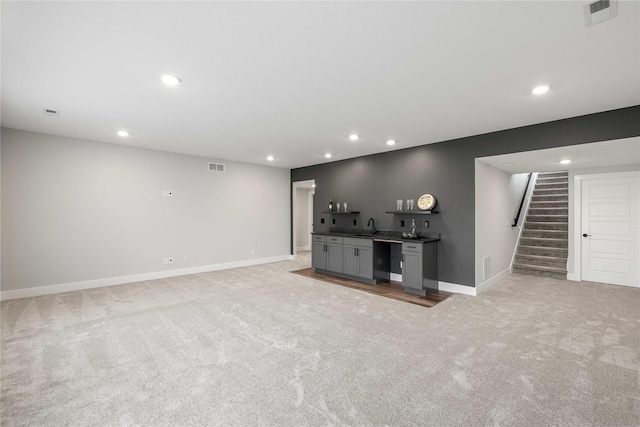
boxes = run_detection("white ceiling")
[477,136,640,174]
[2,1,639,169]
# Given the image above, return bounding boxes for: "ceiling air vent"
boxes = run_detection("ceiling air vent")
[43,108,60,117]
[208,162,225,172]
[583,0,617,27]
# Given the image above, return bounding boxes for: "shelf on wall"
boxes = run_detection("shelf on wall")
[385,211,438,215]
[321,211,360,214]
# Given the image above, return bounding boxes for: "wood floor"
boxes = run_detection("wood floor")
[291,268,452,308]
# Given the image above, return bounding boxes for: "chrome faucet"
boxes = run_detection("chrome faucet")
[411,219,416,235]
[367,218,375,234]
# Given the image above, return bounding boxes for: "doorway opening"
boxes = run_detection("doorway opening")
[292,180,315,259]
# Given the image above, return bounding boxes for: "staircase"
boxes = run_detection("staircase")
[513,171,568,279]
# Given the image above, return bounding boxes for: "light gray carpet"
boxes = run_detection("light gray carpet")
[1,253,639,426]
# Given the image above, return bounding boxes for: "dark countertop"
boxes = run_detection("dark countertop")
[312,231,440,244]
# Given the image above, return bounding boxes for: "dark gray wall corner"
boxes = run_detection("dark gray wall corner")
[291,105,640,287]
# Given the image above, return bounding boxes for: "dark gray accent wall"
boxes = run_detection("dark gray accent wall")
[291,106,640,287]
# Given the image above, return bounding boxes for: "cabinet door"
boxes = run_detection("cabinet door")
[326,243,343,273]
[343,245,359,276]
[312,242,327,270]
[402,252,422,290]
[357,247,374,279]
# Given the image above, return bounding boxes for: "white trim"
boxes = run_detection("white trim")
[308,190,314,236]
[475,267,511,294]
[296,246,311,252]
[571,170,639,284]
[292,179,315,257]
[0,255,294,301]
[567,271,581,281]
[390,272,403,282]
[438,280,476,296]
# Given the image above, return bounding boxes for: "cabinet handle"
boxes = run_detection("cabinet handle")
[408,246,416,249]
[356,248,359,256]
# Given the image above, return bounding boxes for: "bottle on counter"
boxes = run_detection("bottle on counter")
[329,198,333,212]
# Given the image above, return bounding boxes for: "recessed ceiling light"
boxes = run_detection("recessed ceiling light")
[503,162,513,166]
[117,130,130,137]
[324,153,333,158]
[386,140,396,146]
[532,85,550,95]
[560,159,571,165]
[161,74,182,86]
[349,134,359,141]
[266,155,275,161]
[312,184,316,188]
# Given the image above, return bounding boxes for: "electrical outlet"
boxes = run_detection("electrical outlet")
[162,190,174,197]
[424,220,430,228]
[183,256,188,262]
[163,257,169,265]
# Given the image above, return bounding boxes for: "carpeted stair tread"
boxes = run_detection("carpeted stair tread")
[520,237,568,248]
[518,245,568,252]
[512,263,567,273]
[512,265,567,279]
[524,222,568,230]
[522,230,569,239]
[514,254,567,268]
[531,195,568,202]
[530,201,569,206]
[526,215,568,222]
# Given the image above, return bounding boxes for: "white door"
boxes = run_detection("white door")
[581,174,639,287]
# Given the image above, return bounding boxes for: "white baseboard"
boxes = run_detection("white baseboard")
[296,246,311,252]
[438,280,477,296]
[567,272,580,282]
[0,255,295,301]
[475,267,511,294]
[390,273,403,282]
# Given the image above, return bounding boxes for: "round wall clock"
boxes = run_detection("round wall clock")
[417,193,436,211]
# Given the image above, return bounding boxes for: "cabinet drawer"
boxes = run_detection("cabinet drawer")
[343,237,373,247]
[312,235,327,242]
[327,236,343,244]
[402,242,423,253]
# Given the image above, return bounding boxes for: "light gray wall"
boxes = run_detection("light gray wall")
[295,188,311,250]
[1,128,291,292]
[475,160,527,285]
[567,163,640,278]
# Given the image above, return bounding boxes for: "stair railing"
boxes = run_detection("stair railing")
[510,172,538,272]
[512,173,532,227]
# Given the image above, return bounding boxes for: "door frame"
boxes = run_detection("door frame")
[292,179,315,258]
[569,170,639,282]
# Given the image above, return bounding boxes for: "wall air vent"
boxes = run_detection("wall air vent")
[483,256,491,281]
[43,108,60,117]
[208,162,225,172]
[583,0,617,27]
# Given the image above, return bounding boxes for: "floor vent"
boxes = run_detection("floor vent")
[208,162,225,172]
